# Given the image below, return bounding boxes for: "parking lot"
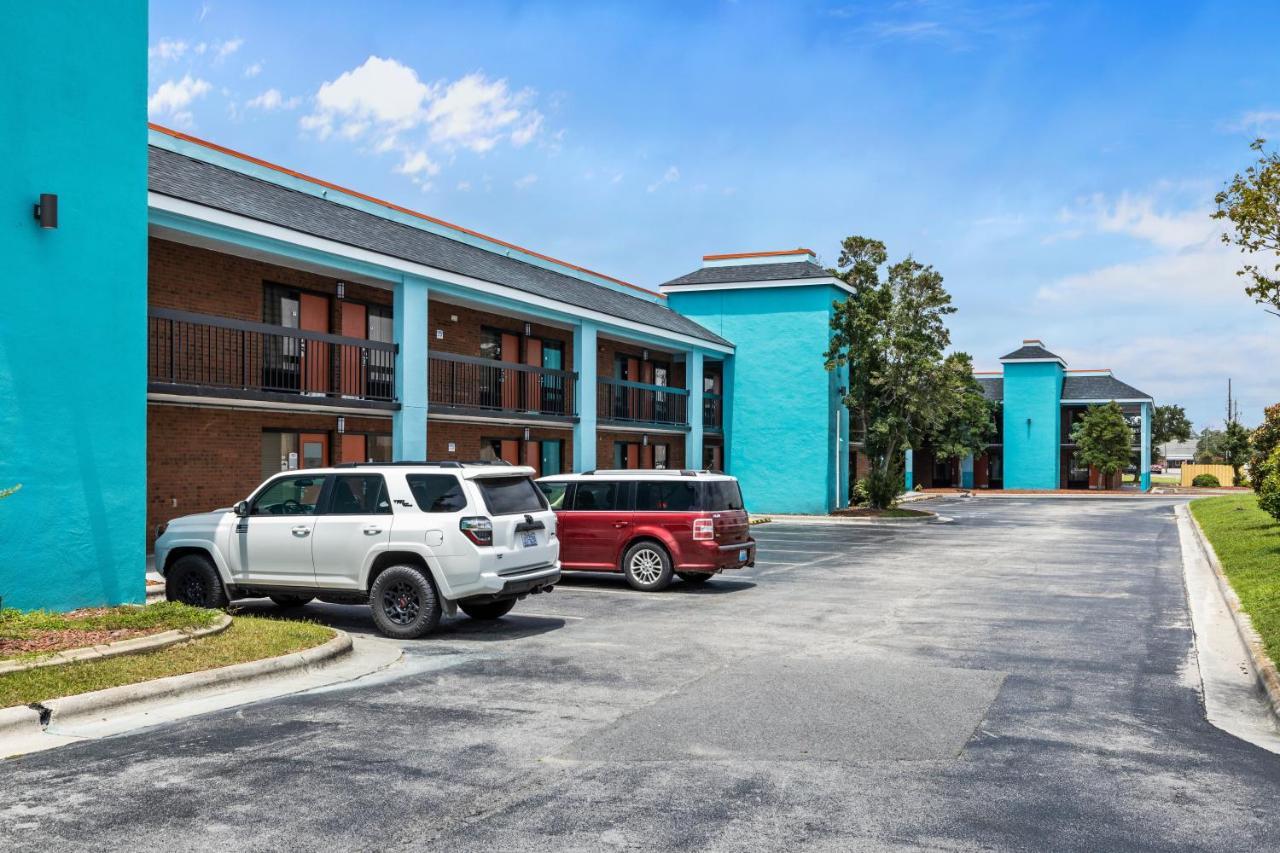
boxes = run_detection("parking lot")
[4,497,1280,851]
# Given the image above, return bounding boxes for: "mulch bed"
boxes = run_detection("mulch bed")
[0,609,171,658]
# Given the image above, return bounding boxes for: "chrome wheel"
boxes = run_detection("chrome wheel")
[629,548,664,585]
[382,581,421,625]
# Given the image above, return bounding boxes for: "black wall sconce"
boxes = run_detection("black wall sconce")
[34,193,58,229]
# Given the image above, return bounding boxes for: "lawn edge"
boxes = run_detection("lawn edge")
[0,627,348,746]
[0,613,233,676]
[1185,501,1280,725]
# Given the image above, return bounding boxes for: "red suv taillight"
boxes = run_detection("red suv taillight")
[460,517,493,546]
[692,518,715,540]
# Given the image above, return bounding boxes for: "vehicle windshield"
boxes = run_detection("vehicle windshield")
[476,475,548,515]
[701,480,745,511]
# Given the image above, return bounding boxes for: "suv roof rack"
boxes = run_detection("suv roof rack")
[580,468,715,476]
[332,460,514,469]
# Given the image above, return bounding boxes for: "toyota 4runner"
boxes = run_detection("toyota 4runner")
[153,462,560,639]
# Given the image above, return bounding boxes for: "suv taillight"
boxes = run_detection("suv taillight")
[692,518,715,540]
[460,517,493,546]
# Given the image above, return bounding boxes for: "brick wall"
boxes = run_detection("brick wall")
[596,430,685,470]
[427,421,572,472]
[147,404,390,547]
[149,238,392,327]
[596,338,686,389]
[427,300,572,364]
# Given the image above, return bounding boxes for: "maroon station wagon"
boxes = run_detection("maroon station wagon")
[535,470,755,591]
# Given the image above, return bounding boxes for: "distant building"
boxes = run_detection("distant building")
[1160,439,1197,468]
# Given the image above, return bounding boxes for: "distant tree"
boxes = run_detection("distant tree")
[1223,419,1253,487]
[825,235,974,509]
[1214,138,1280,316]
[1249,403,1280,494]
[1072,402,1132,487]
[1150,404,1192,462]
[1196,427,1227,463]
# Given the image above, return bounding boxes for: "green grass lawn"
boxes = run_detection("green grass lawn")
[1191,494,1280,665]
[1,602,222,661]
[0,615,334,708]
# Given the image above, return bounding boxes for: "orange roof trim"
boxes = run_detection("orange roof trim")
[148,123,663,299]
[973,371,1002,375]
[702,248,816,261]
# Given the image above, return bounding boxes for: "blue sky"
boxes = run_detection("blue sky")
[148,0,1280,430]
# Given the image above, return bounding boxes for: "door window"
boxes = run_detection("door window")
[406,475,467,513]
[571,481,624,511]
[251,475,324,515]
[327,475,391,515]
[654,444,669,470]
[301,433,328,468]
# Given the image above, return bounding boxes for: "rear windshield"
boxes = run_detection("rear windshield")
[635,480,699,512]
[406,474,467,513]
[475,475,548,516]
[701,480,745,511]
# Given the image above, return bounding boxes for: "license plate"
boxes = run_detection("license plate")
[738,549,748,561]
[522,532,538,547]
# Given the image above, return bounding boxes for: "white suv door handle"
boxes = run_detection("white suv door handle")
[363,527,382,535]
[292,526,311,537]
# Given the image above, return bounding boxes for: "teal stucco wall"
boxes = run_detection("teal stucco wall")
[0,2,148,609]
[1001,361,1064,490]
[668,285,847,514]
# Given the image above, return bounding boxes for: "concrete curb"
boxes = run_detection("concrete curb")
[0,613,232,676]
[0,628,350,743]
[1183,504,1280,725]
[767,509,940,525]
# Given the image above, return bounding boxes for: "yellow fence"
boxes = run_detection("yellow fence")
[1179,464,1235,487]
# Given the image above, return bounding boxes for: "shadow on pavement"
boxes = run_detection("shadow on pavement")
[553,572,756,595]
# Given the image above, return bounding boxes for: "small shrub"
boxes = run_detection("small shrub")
[850,479,870,507]
[1257,447,1280,523]
[1192,473,1221,488]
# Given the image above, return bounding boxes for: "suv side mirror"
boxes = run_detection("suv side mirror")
[234,500,250,517]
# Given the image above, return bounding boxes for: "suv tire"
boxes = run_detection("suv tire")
[370,565,442,639]
[269,594,314,609]
[676,571,713,585]
[166,553,230,609]
[622,541,674,592]
[459,599,517,620]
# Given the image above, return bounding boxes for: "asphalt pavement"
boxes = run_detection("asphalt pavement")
[3,496,1279,851]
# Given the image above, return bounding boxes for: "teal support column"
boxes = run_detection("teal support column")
[574,321,598,471]
[393,276,428,460]
[686,350,704,470]
[961,454,975,489]
[1140,401,1152,491]
[722,355,735,475]
[904,448,914,491]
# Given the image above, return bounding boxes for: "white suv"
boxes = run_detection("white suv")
[153,462,560,639]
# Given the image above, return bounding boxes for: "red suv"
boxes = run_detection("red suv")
[535,470,755,591]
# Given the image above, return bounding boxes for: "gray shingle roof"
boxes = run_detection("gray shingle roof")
[973,374,1152,402]
[148,146,730,348]
[1000,343,1064,361]
[1061,375,1152,402]
[661,261,833,287]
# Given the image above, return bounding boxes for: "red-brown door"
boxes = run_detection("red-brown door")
[500,439,520,466]
[340,302,367,398]
[523,440,541,477]
[641,443,654,468]
[300,432,329,469]
[300,293,330,394]
[627,357,641,419]
[340,433,367,464]
[626,443,640,469]
[524,338,542,413]
[501,333,521,411]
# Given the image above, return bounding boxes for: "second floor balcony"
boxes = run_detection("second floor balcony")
[428,352,577,419]
[148,308,398,409]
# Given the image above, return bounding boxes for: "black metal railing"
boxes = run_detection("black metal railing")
[598,377,689,426]
[429,351,577,417]
[148,308,398,403]
[704,393,723,430]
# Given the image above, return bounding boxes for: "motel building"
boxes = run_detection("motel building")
[900,340,1155,493]
[3,4,853,610]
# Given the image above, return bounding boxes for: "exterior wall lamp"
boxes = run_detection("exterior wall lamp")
[34,193,58,229]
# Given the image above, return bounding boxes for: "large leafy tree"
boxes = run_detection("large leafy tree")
[1214,138,1280,316]
[924,353,996,461]
[1072,402,1132,487]
[825,236,986,508]
[1150,404,1192,462]
[1196,427,1226,463]
[1223,419,1253,487]
[1249,404,1280,494]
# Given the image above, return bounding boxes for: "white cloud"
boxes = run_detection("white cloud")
[215,38,244,60]
[647,166,680,193]
[300,57,545,181]
[148,75,212,122]
[396,150,440,177]
[149,39,189,62]
[514,173,538,190]
[244,62,263,78]
[1228,110,1280,132]
[456,180,471,192]
[1058,192,1216,250]
[246,88,300,111]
